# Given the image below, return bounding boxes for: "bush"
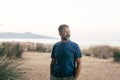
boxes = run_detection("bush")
[0,57,25,80]
[33,43,53,52]
[102,55,108,59]
[0,41,53,55]
[0,42,24,59]
[85,52,91,56]
[113,49,120,62]
[13,43,24,58]
[89,45,114,59]
[35,43,47,52]
[20,42,53,52]
[82,45,115,59]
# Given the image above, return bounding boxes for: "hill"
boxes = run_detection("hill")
[0,32,56,39]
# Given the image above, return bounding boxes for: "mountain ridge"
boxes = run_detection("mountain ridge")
[0,32,56,39]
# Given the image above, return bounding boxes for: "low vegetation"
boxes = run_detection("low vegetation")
[1,41,120,63]
[0,42,53,58]
[82,45,120,62]
[0,57,25,80]
[0,42,24,59]
[113,48,120,62]
[27,43,53,52]
[0,41,119,80]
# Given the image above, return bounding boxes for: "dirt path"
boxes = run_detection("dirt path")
[21,52,120,80]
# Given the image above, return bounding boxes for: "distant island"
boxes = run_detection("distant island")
[0,32,56,39]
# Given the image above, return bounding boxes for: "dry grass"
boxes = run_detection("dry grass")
[82,45,120,59]
[0,41,53,53]
[20,52,120,80]
[0,42,24,58]
[0,57,25,80]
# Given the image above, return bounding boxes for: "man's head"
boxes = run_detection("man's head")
[58,24,70,41]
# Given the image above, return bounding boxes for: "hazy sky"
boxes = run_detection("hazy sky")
[0,0,120,40]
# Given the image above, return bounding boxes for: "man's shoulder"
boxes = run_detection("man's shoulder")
[69,40,79,46]
[54,41,61,47]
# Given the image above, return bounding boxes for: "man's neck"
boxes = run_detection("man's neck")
[61,39,70,43]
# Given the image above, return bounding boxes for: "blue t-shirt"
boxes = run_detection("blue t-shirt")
[51,40,82,77]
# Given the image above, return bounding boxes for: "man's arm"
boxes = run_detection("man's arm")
[50,59,55,75]
[74,58,82,80]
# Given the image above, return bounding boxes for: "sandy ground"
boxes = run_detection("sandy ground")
[21,52,120,80]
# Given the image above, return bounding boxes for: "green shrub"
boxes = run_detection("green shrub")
[113,49,120,62]
[0,57,25,80]
[0,46,5,56]
[13,43,24,58]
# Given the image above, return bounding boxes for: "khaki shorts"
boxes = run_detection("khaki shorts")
[50,75,75,80]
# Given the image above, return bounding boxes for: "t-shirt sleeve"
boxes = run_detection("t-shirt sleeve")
[51,45,55,59]
[75,44,82,58]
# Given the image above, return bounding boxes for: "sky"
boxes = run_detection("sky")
[0,0,120,40]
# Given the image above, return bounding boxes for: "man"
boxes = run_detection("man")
[50,24,82,80]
